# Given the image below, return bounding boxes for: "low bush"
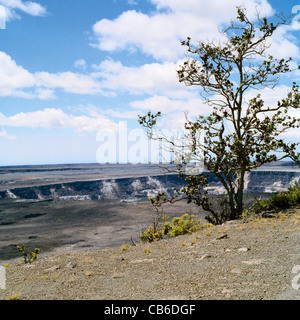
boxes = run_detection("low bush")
[168,214,202,237]
[140,213,212,242]
[250,181,300,214]
[139,214,171,243]
[16,244,40,264]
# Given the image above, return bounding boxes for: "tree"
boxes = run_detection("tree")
[138,7,300,224]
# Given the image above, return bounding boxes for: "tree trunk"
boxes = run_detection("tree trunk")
[235,170,245,219]
[226,170,245,220]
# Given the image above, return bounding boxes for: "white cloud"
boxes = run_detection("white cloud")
[0,108,118,133]
[265,22,300,59]
[0,50,195,102]
[0,51,106,98]
[92,0,274,61]
[0,0,46,22]
[0,51,35,96]
[150,0,273,16]
[127,0,137,5]
[35,71,103,95]
[74,59,87,70]
[126,93,212,131]
[93,59,183,95]
[130,94,209,116]
[74,103,143,120]
[0,51,184,99]
[159,111,189,130]
[243,85,300,141]
[0,129,17,140]
[35,88,56,100]
[102,108,143,120]
[92,9,204,61]
[244,85,296,108]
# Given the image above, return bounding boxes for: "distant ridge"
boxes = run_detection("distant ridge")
[1,170,300,201]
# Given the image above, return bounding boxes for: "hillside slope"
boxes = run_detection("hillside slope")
[1,210,300,300]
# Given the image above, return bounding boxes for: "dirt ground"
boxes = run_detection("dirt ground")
[1,209,300,300]
[0,199,203,264]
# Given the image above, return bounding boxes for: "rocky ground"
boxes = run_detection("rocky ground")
[1,209,300,300]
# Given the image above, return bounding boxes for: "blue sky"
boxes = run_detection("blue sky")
[0,0,300,165]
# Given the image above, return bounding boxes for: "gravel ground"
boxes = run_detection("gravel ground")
[1,209,300,300]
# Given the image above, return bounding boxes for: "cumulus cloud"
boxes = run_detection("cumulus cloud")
[89,0,300,129]
[0,51,187,99]
[0,51,106,98]
[35,71,102,95]
[130,94,209,116]
[244,85,299,109]
[0,0,297,103]
[0,0,46,22]
[0,108,118,133]
[1,0,299,138]
[35,88,56,100]
[92,10,187,61]
[92,59,182,95]
[92,0,274,61]
[243,85,300,141]
[0,51,35,96]
[265,22,300,59]
[74,59,87,70]
[0,50,191,101]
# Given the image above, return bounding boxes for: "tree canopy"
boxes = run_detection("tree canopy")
[139,7,300,224]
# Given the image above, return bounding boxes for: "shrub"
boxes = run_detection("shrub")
[16,244,40,264]
[140,214,171,243]
[250,181,300,214]
[139,225,164,243]
[140,213,203,242]
[168,214,202,237]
